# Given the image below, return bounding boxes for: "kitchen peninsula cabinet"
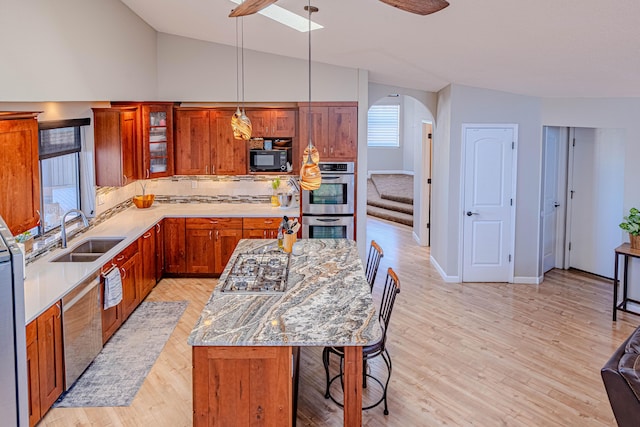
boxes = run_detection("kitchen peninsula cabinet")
[26,301,64,427]
[175,109,247,175]
[93,107,138,187]
[299,103,358,162]
[164,217,186,274]
[247,108,297,138]
[0,112,41,235]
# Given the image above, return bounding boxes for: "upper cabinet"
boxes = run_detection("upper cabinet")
[298,103,358,162]
[246,109,297,138]
[0,112,41,235]
[174,108,247,176]
[93,107,138,187]
[141,103,174,179]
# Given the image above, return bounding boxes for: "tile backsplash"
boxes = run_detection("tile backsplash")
[95,175,296,217]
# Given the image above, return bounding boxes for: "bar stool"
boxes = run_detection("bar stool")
[365,240,384,291]
[322,267,401,415]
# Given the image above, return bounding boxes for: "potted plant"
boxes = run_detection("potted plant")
[619,207,640,249]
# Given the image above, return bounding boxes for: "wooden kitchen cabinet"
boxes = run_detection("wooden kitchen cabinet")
[175,108,247,175]
[93,107,138,187]
[242,217,282,239]
[140,103,174,179]
[164,217,186,274]
[186,219,216,274]
[26,321,40,427]
[26,301,64,427]
[119,248,141,321]
[212,110,247,175]
[0,112,41,235]
[214,228,243,274]
[155,221,165,281]
[247,109,297,138]
[139,228,157,300]
[298,103,358,162]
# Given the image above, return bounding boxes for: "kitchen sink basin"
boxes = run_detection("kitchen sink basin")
[51,253,104,263]
[69,238,124,254]
[50,237,125,263]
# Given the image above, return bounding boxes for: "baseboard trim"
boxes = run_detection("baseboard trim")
[430,255,460,283]
[513,276,543,285]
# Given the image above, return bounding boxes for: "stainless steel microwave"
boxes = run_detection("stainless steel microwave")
[249,149,289,172]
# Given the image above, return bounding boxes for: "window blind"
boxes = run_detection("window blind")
[367,104,400,147]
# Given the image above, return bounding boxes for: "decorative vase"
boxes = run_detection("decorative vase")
[630,234,640,250]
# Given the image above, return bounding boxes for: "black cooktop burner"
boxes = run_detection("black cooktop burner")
[221,252,290,293]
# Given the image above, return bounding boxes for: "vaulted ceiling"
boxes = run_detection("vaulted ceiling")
[120,0,640,98]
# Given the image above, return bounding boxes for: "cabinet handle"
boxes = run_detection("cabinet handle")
[56,301,61,319]
[36,209,41,225]
[265,220,273,224]
[146,169,150,179]
[116,255,125,262]
[209,230,212,240]
[121,267,127,279]
[330,147,334,154]
[205,165,208,174]
[209,220,218,224]
[216,230,219,241]
[156,223,160,233]
[211,165,215,174]
[263,230,266,238]
[143,232,152,239]
[123,175,128,185]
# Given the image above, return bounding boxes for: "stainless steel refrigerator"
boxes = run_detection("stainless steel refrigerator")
[0,215,28,426]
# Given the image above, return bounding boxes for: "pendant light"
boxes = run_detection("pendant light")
[231,15,252,140]
[300,1,321,191]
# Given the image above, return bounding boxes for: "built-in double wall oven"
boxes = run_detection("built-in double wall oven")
[302,162,355,239]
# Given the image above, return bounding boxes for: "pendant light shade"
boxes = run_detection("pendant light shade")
[299,2,321,191]
[231,16,252,140]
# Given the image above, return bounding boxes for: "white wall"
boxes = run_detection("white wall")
[157,33,359,102]
[0,0,157,101]
[431,84,542,282]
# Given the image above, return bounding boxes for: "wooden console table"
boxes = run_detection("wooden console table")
[613,243,640,321]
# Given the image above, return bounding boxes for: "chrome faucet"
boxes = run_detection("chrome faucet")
[60,209,89,248]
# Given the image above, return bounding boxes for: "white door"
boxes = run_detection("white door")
[567,128,625,278]
[462,125,517,282]
[541,127,568,273]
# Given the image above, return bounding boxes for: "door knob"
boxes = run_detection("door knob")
[466,211,479,216]
[554,203,561,207]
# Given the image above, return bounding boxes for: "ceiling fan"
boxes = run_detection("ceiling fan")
[229,0,449,17]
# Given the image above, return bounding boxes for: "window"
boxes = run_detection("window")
[367,104,400,147]
[39,120,88,233]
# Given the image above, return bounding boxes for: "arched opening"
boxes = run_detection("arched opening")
[366,93,433,246]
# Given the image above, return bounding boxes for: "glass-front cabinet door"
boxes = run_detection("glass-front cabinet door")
[142,103,173,179]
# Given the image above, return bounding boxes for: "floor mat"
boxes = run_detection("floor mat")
[54,300,188,407]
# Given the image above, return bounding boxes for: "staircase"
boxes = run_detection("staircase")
[366,174,413,227]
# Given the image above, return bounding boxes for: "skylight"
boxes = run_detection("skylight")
[228,0,323,32]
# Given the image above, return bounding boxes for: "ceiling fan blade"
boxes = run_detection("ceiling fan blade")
[378,0,450,15]
[229,0,279,17]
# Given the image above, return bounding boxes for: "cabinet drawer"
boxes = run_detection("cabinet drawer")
[113,242,138,266]
[243,217,281,230]
[187,217,243,230]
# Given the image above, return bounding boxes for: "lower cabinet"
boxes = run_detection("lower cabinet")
[26,301,64,427]
[155,221,165,281]
[139,228,157,300]
[242,217,281,239]
[101,241,141,344]
[164,217,242,275]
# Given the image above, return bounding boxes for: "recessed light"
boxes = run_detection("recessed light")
[228,0,323,32]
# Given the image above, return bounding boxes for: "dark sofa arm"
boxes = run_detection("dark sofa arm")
[601,327,640,427]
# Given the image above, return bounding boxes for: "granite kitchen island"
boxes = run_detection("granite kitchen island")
[188,239,382,427]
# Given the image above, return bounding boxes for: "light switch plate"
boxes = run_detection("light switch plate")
[97,194,105,205]
[191,180,198,189]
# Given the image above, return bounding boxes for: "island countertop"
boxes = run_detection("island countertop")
[188,239,382,347]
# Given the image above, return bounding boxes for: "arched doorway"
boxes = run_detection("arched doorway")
[366,92,434,246]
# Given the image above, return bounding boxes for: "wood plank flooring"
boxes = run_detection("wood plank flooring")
[40,216,640,426]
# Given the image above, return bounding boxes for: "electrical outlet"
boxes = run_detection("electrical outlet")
[191,180,198,189]
[97,194,105,205]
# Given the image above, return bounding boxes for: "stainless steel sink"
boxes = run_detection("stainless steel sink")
[50,237,125,263]
[51,253,103,263]
[70,238,124,254]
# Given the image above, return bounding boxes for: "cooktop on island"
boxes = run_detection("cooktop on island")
[221,252,290,294]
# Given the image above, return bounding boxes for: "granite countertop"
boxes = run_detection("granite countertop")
[188,239,382,347]
[24,202,299,324]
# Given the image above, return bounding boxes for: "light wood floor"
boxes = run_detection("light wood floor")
[41,216,640,426]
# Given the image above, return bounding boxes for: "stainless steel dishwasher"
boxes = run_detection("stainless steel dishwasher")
[61,271,103,390]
